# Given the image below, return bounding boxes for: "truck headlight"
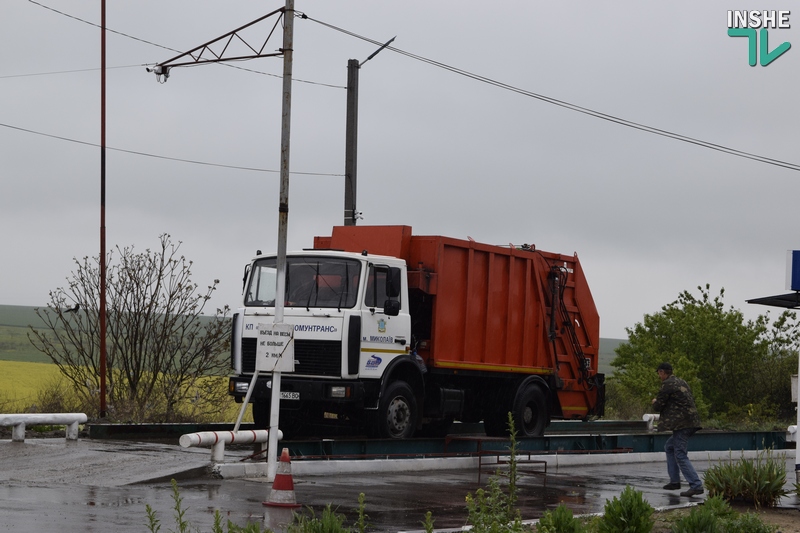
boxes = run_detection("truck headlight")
[234,382,250,394]
[330,386,350,398]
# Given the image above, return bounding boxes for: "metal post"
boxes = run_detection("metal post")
[268,0,294,482]
[99,0,108,418]
[344,59,359,226]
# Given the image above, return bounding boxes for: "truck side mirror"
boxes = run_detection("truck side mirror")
[383,299,401,316]
[386,267,402,298]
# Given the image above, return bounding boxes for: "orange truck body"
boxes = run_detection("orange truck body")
[314,225,604,424]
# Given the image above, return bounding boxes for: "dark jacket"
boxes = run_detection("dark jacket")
[652,375,701,432]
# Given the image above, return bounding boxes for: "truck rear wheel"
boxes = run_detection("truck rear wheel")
[377,381,418,439]
[513,385,547,437]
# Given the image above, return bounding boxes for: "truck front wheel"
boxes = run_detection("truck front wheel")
[513,385,548,437]
[377,381,418,439]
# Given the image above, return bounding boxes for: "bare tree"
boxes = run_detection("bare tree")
[29,235,231,422]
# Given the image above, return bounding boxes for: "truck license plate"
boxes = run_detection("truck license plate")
[281,392,300,400]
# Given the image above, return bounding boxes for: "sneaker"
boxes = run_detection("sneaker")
[680,487,704,497]
[662,482,681,490]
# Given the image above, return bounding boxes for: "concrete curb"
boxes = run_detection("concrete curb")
[214,449,792,479]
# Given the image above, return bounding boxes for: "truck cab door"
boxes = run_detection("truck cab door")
[358,264,410,378]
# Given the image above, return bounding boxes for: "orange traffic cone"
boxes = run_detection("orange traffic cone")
[263,448,301,508]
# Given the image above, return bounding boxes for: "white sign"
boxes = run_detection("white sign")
[255,323,295,373]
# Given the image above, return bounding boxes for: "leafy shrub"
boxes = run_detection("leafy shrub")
[146,479,275,533]
[722,512,777,533]
[286,505,349,533]
[703,449,789,508]
[701,495,735,520]
[671,494,778,533]
[465,477,528,533]
[420,511,435,533]
[670,505,719,533]
[596,485,654,533]
[536,504,585,533]
[464,413,529,532]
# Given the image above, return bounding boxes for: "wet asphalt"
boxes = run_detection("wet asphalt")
[1,438,798,532]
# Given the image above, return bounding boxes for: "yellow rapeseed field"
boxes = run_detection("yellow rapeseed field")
[0,360,250,422]
[0,360,62,410]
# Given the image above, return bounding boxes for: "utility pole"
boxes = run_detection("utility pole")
[343,37,395,226]
[99,0,108,418]
[344,59,358,226]
[269,0,294,482]
[147,4,291,482]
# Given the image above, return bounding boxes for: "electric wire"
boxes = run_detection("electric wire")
[0,121,343,177]
[305,15,800,173]
[20,1,800,172]
[24,0,344,89]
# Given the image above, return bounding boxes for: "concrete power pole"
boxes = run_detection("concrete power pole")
[344,59,359,226]
[343,37,395,227]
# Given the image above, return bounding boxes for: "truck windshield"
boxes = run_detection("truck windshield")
[245,257,362,309]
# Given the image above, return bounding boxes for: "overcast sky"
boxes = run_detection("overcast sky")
[2,1,799,339]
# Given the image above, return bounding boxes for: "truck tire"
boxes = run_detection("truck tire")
[377,381,418,439]
[513,385,547,437]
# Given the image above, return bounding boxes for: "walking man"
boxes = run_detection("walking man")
[652,362,704,497]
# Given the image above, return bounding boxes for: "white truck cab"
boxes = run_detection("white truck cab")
[229,250,422,438]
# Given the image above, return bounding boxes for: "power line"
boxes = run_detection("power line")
[0,65,140,79]
[305,16,800,174]
[0,121,343,177]
[24,0,344,89]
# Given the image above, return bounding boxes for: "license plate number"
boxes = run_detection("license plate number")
[281,392,300,400]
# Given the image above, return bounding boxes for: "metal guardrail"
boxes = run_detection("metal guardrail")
[1,413,88,442]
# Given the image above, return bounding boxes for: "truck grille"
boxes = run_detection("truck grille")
[241,338,342,377]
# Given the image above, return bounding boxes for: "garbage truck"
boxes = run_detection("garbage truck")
[228,225,604,438]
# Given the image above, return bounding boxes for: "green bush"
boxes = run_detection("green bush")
[670,506,719,533]
[536,504,585,533]
[146,479,276,533]
[722,512,777,533]
[596,485,654,533]
[671,494,778,533]
[465,477,529,533]
[464,413,530,532]
[286,505,349,533]
[703,449,789,508]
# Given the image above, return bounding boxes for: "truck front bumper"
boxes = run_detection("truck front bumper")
[228,375,376,408]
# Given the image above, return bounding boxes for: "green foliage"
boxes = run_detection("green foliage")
[610,284,799,421]
[670,505,719,533]
[596,485,654,533]
[602,370,657,420]
[145,479,275,533]
[671,496,777,533]
[354,493,368,533]
[722,512,777,533]
[465,477,529,533]
[536,504,585,533]
[421,511,435,533]
[701,495,735,520]
[287,505,350,533]
[465,413,529,532]
[145,504,161,533]
[703,449,789,508]
[28,235,232,422]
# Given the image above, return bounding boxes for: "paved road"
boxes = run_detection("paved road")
[1,438,798,532]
